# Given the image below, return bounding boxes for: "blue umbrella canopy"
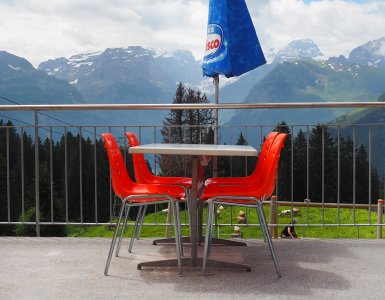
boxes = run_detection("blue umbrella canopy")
[202,0,266,78]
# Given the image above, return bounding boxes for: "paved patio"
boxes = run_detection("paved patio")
[0,237,384,299]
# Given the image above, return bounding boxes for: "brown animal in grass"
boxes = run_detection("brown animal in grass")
[237,210,247,224]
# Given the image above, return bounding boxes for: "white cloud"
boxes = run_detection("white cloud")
[376,44,385,56]
[0,0,384,67]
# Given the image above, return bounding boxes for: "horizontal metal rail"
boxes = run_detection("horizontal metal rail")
[274,201,375,209]
[1,101,385,111]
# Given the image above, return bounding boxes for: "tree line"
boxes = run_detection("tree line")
[275,122,381,204]
[0,121,116,236]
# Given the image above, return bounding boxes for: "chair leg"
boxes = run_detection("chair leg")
[214,203,219,238]
[104,201,126,275]
[128,206,144,253]
[171,201,183,276]
[197,201,204,244]
[115,205,130,257]
[257,202,281,278]
[174,201,184,257]
[202,200,215,277]
[206,204,215,258]
[186,190,193,235]
[136,205,147,239]
[255,205,267,242]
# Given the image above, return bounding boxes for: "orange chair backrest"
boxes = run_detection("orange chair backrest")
[250,131,280,180]
[125,132,155,183]
[256,133,287,199]
[102,133,134,198]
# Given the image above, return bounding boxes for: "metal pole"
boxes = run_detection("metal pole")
[34,111,40,237]
[337,126,341,224]
[377,199,383,239]
[94,127,98,224]
[50,127,53,222]
[213,76,219,178]
[6,128,10,223]
[368,126,372,223]
[21,128,25,222]
[64,127,68,223]
[79,127,83,224]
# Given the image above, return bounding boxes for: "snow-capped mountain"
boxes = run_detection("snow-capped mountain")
[0,51,87,127]
[348,36,385,68]
[38,46,202,104]
[218,39,325,104]
[272,39,325,64]
[222,37,385,127]
[0,51,83,105]
[0,50,35,73]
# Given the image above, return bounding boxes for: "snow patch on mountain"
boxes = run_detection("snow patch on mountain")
[8,64,21,71]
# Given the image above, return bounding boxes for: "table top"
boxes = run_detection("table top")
[128,143,258,157]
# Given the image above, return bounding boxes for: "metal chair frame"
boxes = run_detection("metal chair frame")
[200,133,287,278]
[102,133,185,276]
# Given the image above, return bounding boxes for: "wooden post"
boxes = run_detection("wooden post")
[269,195,278,239]
[377,199,383,239]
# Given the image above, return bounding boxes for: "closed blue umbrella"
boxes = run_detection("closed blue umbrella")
[201,0,266,176]
[202,0,266,78]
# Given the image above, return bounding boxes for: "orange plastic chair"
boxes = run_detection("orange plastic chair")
[125,131,196,247]
[102,133,186,276]
[200,133,287,278]
[126,132,193,187]
[204,131,279,186]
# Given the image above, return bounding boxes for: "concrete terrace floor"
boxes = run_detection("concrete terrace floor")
[0,237,384,300]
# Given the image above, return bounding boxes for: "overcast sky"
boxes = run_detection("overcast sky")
[1,0,384,67]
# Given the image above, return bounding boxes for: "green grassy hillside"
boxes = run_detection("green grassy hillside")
[67,205,382,239]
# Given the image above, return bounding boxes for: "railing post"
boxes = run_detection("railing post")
[377,199,383,239]
[269,195,278,239]
[34,111,40,237]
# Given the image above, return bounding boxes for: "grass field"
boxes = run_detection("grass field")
[67,204,383,239]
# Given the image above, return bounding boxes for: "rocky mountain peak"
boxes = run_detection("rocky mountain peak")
[0,51,35,73]
[273,39,325,64]
[348,36,385,68]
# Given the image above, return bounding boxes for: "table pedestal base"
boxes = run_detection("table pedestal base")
[137,257,251,273]
[152,237,247,247]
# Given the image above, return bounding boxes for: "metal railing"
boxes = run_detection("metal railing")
[1,102,385,237]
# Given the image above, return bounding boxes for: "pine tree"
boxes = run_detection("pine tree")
[160,83,186,176]
[159,83,213,177]
[293,129,308,201]
[308,125,337,203]
[161,83,185,144]
[355,144,370,204]
[213,131,258,178]
[339,136,354,203]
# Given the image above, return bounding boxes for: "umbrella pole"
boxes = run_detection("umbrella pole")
[213,76,219,178]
